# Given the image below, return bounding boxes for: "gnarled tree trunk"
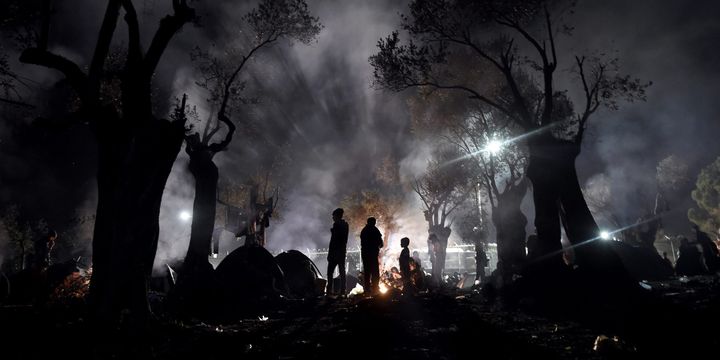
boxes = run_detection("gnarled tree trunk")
[185,150,219,266]
[90,110,186,325]
[428,225,450,281]
[526,137,630,287]
[491,179,528,284]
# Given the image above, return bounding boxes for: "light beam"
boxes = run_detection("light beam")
[485,139,503,155]
[179,210,192,222]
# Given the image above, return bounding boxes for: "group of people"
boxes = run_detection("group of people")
[325,208,418,297]
[673,225,720,276]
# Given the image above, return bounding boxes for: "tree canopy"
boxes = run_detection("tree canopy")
[370,0,650,146]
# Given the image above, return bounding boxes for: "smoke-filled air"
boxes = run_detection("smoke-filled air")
[1,1,720,358]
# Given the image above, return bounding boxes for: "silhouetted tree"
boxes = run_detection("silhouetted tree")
[371,0,649,289]
[412,146,472,277]
[182,0,321,271]
[446,110,528,280]
[657,154,690,208]
[341,154,405,258]
[342,190,401,249]
[0,205,47,272]
[455,191,489,253]
[404,53,529,281]
[15,0,197,325]
[0,1,40,108]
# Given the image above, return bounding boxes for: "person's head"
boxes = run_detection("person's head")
[47,229,58,242]
[401,237,410,248]
[367,217,376,226]
[412,250,419,257]
[332,208,344,221]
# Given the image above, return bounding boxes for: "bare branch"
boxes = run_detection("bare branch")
[19,48,88,99]
[38,0,52,50]
[495,15,551,70]
[120,0,142,67]
[0,97,35,108]
[544,5,558,68]
[410,81,518,123]
[498,53,535,129]
[219,36,277,116]
[88,0,122,99]
[208,112,236,153]
[144,0,195,79]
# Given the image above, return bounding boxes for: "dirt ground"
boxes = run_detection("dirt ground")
[1,275,718,360]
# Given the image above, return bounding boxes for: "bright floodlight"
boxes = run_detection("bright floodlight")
[600,230,611,240]
[179,210,192,222]
[485,140,503,155]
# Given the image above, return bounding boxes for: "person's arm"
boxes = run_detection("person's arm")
[342,222,349,243]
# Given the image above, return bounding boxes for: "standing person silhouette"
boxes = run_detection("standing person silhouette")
[360,217,383,295]
[399,237,413,293]
[34,229,57,269]
[326,208,349,296]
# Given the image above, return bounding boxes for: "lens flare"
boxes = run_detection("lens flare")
[485,140,503,155]
[600,231,610,240]
[179,211,192,222]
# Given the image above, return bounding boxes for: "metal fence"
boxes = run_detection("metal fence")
[304,243,498,277]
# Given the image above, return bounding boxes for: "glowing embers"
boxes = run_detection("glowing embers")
[379,282,389,294]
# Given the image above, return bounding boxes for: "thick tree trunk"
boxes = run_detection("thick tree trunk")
[525,137,631,287]
[90,113,185,326]
[169,149,220,315]
[186,151,219,265]
[492,180,528,284]
[428,225,450,281]
[558,163,628,280]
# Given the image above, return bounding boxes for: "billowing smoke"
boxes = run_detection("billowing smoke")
[3,0,720,272]
[154,153,194,270]
[565,0,720,236]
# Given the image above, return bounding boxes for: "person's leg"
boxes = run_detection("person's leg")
[327,259,337,295]
[402,270,412,293]
[361,253,371,291]
[339,260,346,295]
[371,255,380,293]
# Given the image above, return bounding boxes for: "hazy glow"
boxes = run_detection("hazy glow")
[600,231,611,240]
[379,282,389,294]
[485,140,503,155]
[179,211,192,222]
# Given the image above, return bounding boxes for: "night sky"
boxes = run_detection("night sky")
[1,0,719,271]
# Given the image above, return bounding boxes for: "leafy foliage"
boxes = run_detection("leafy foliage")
[246,0,323,46]
[689,157,720,238]
[0,205,48,272]
[341,191,401,241]
[454,204,488,246]
[413,146,473,229]
[0,51,14,96]
[657,154,690,195]
[188,0,322,151]
[370,0,650,143]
